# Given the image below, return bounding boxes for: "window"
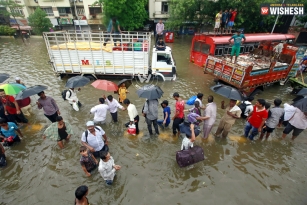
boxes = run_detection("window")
[10,7,24,16]
[89,7,102,15]
[157,53,172,65]
[161,2,168,14]
[58,7,71,16]
[201,44,210,54]
[214,47,224,56]
[193,42,201,52]
[77,8,84,16]
[42,7,53,16]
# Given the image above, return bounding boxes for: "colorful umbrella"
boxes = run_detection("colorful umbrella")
[0,83,26,95]
[91,80,118,91]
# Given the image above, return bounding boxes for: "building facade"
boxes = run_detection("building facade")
[1,0,104,32]
[148,0,169,22]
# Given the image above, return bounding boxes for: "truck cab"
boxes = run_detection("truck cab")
[151,46,176,81]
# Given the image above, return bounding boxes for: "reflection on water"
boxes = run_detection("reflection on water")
[0,37,307,205]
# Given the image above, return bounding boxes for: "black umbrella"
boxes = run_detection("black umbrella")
[137,85,163,100]
[0,73,10,83]
[117,79,132,89]
[292,97,307,112]
[65,76,90,88]
[296,88,307,96]
[210,84,243,101]
[15,85,48,100]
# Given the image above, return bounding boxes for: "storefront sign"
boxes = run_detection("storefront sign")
[59,18,73,25]
[87,19,102,24]
[73,20,88,25]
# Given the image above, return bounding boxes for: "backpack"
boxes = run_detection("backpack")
[61,90,71,101]
[84,126,101,143]
[238,101,252,118]
[186,96,197,105]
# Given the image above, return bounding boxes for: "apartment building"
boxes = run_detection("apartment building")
[2,0,104,31]
[148,0,169,22]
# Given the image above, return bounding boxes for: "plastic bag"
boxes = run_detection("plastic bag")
[72,102,79,111]
[127,124,136,135]
[186,96,197,105]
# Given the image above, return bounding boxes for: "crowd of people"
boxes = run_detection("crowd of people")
[214,8,238,34]
[0,76,307,204]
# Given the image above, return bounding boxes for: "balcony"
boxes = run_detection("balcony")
[154,11,169,18]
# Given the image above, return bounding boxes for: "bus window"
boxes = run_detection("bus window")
[224,46,232,55]
[245,45,254,53]
[240,46,244,54]
[215,47,224,56]
[193,41,201,52]
[201,44,210,54]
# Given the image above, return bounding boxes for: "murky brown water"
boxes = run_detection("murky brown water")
[0,36,307,205]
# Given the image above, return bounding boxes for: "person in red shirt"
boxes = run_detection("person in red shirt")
[0,89,28,124]
[227,8,237,34]
[244,99,268,140]
[172,92,185,136]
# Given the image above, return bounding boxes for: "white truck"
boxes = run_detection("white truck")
[43,31,176,81]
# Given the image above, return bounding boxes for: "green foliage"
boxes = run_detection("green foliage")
[0,25,16,35]
[28,7,53,35]
[0,0,24,18]
[94,0,148,31]
[167,0,305,33]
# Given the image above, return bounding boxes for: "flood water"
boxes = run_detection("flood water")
[0,36,307,205]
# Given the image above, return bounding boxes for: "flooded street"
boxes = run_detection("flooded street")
[1,36,307,205]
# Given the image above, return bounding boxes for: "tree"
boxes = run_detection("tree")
[28,7,53,35]
[0,0,24,30]
[94,0,148,31]
[167,0,285,33]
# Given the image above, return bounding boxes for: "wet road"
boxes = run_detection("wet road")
[0,36,307,205]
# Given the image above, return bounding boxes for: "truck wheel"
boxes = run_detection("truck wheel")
[84,75,96,81]
[249,88,262,97]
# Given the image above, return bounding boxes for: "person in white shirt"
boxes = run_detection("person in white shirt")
[241,96,254,118]
[66,88,82,107]
[282,108,307,140]
[90,98,109,124]
[155,19,164,43]
[81,121,109,158]
[104,95,125,122]
[98,151,121,185]
[123,99,139,134]
[181,124,196,150]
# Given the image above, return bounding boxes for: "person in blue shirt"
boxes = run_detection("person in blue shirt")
[229,30,246,63]
[221,9,229,34]
[157,100,171,128]
[0,118,24,146]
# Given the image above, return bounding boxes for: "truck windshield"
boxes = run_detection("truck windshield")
[157,53,172,65]
[201,44,210,54]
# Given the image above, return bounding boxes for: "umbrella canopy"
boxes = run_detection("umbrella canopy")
[297,88,307,96]
[65,76,90,88]
[0,73,10,83]
[117,79,132,89]
[15,85,48,100]
[137,85,164,100]
[210,84,243,101]
[91,80,118,91]
[0,83,26,95]
[292,97,307,112]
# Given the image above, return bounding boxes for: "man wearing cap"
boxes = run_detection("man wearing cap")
[15,77,25,86]
[37,91,60,123]
[81,121,109,158]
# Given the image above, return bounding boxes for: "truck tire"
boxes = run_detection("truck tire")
[249,88,262,97]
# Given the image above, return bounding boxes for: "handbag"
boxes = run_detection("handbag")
[72,102,79,111]
[176,145,205,168]
[127,124,136,135]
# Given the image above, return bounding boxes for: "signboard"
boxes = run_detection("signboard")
[59,18,73,25]
[74,20,88,25]
[87,19,102,25]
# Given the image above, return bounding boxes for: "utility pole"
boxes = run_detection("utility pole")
[73,0,81,31]
[271,0,285,34]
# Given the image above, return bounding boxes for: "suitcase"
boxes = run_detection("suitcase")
[176,145,205,167]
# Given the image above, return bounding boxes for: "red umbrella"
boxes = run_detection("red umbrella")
[91,80,118,91]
